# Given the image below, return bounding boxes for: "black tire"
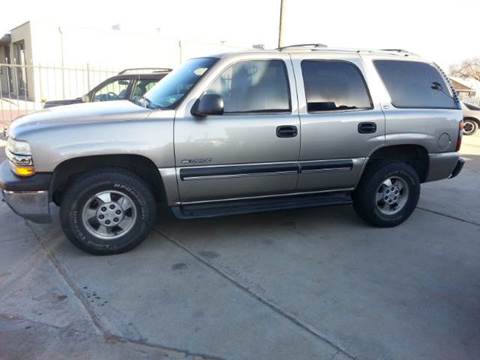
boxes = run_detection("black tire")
[60,169,157,255]
[463,119,478,136]
[352,162,420,227]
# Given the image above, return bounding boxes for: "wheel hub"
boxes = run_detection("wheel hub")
[81,190,137,240]
[96,202,124,227]
[375,176,409,216]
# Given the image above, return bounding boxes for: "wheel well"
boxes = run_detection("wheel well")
[51,155,165,205]
[368,145,429,182]
[463,117,480,126]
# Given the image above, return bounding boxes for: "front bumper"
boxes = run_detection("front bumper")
[1,190,51,223]
[0,160,52,223]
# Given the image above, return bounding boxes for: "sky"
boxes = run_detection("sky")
[1,0,479,69]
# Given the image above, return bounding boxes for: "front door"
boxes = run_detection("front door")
[174,56,300,202]
[291,54,386,191]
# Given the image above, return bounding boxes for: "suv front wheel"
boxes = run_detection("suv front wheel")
[353,162,420,227]
[60,169,157,255]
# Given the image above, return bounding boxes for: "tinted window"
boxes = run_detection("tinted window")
[374,60,457,109]
[145,57,218,109]
[93,79,131,102]
[301,60,372,112]
[206,60,290,113]
[131,79,159,100]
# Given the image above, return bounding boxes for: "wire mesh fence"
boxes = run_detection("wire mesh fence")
[0,63,119,130]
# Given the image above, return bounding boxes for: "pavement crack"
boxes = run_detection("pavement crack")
[25,221,225,360]
[417,207,480,227]
[155,228,356,360]
[105,335,226,360]
[24,221,107,336]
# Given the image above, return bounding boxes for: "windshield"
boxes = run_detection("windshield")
[144,57,218,109]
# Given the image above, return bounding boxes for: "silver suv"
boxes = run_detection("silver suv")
[0,45,465,255]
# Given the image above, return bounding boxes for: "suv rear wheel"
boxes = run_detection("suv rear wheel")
[60,169,157,255]
[353,162,420,227]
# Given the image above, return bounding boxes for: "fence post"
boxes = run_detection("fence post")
[86,63,91,90]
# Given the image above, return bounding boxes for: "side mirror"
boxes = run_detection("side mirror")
[191,94,224,117]
[81,95,90,102]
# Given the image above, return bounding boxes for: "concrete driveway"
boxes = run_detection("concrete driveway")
[1,136,479,360]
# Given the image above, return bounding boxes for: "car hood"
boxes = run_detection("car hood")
[9,100,152,139]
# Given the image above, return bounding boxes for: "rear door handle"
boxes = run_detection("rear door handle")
[358,122,377,134]
[276,125,298,138]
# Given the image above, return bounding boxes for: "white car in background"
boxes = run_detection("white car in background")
[462,102,480,136]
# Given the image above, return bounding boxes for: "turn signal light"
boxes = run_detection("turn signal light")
[11,164,36,177]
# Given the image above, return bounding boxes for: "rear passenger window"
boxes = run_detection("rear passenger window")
[374,60,457,109]
[301,60,372,112]
[206,60,291,113]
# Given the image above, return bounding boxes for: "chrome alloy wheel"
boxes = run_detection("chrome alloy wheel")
[82,190,137,240]
[463,120,476,135]
[375,176,409,216]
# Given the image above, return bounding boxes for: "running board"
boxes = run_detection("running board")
[171,191,352,219]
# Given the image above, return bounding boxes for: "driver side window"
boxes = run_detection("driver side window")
[93,79,131,102]
[206,60,291,113]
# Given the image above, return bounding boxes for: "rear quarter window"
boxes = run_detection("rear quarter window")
[374,60,457,109]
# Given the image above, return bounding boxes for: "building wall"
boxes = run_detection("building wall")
[0,46,8,95]
[9,22,35,100]
[8,20,248,102]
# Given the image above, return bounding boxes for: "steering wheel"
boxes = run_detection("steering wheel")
[107,92,120,100]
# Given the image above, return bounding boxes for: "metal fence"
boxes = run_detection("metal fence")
[0,63,119,129]
[460,95,480,106]
[1,62,480,131]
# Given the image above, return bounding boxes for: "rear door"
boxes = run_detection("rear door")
[291,53,386,191]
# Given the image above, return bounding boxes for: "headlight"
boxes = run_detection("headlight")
[5,138,35,177]
[6,138,32,155]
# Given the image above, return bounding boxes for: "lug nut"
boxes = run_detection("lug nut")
[116,210,121,215]
[99,214,104,219]
[113,217,119,222]
[110,205,115,210]
[105,220,111,225]
[101,207,107,212]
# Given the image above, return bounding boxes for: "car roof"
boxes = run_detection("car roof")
[209,44,424,61]
[118,68,172,75]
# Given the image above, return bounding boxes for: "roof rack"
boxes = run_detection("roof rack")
[379,49,417,56]
[277,43,328,51]
[118,67,172,75]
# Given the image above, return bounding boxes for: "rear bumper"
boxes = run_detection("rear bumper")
[1,190,51,223]
[449,158,465,179]
[426,152,464,182]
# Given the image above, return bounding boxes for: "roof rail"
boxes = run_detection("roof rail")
[379,49,417,56]
[277,43,328,51]
[118,67,172,75]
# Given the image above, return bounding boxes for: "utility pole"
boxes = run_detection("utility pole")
[58,27,65,99]
[277,0,286,48]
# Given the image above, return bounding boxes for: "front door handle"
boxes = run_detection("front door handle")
[276,125,298,138]
[358,122,377,134]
